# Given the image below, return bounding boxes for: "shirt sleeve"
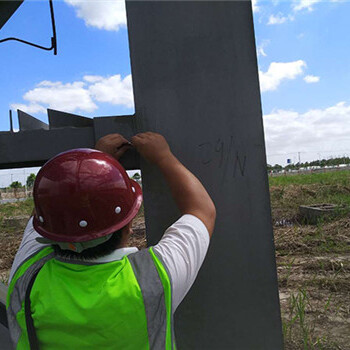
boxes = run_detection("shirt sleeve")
[153,214,210,311]
[9,217,49,283]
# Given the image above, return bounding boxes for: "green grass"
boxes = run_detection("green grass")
[269,170,350,221]
[282,288,341,350]
[269,170,350,187]
[0,198,34,221]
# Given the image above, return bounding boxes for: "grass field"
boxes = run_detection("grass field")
[269,170,350,227]
[269,170,350,187]
[0,171,349,349]
[0,198,34,221]
[270,170,350,349]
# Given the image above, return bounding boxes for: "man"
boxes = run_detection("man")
[7,132,216,349]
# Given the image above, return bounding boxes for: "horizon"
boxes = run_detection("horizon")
[0,0,349,185]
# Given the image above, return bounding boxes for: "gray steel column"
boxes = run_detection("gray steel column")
[126,1,283,349]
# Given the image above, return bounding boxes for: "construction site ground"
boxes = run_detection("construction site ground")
[1,170,349,349]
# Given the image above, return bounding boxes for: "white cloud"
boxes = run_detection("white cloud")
[10,103,46,114]
[268,13,294,25]
[89,74,134,108]
[12,74,134,115]
[293,0,321,12]
[264,101,350,164]
[64,0,127,31]
[83,75,104,83]
[304,75,320,83]
[252,0,260,13]
[259,60,307,92]
[22,81,98,113]
[257,46,267,57]
[257,40,270,57]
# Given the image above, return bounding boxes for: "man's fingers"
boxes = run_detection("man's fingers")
[116,141,132,150]
[134,133,148,139]
[114,144,132,158]
[111,135,129,145]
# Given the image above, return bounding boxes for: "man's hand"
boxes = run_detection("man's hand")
[131,132,173,166]
[95,134,132,160]
[132,132,216,237]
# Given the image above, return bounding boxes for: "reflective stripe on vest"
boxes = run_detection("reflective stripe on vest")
[7,247,175,350]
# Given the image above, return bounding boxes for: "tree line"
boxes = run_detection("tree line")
[5,172,142,190]
[2,173,36,190]
[267,156,350,172]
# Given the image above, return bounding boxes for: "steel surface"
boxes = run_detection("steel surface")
[0,111,140,170]
[126,1,283,348]
[0,282,8,327]
[48,109,93,129]
[0,323,11,349]
[18,110,49,131]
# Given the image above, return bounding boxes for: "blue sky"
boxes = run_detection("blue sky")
[0,0,350,185]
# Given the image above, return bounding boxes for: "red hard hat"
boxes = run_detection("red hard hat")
[33,148,142,243]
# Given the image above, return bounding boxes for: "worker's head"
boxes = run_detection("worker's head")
[33,148,142,256]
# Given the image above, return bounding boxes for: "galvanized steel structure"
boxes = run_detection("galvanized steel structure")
[0,1,283,348]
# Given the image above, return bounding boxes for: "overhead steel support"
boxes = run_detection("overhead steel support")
[0,110,140,170]
[0,1,24,30]
[0,0,57,55]
[126,1,283,349]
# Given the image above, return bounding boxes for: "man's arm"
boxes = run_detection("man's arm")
[131,132,216,237]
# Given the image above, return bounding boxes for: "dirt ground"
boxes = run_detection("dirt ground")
[1,195,349,349]
[271,183,350,350]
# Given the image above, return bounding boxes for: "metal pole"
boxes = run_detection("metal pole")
[9,110,13,132]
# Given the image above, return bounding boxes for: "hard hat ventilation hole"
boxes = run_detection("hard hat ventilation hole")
[132,187,135,193]
[79,220,88,228]
[39,216,44,223]
[115,206,122,214]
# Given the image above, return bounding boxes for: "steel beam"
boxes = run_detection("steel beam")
[0,127,94,169]
[0,1,24,30]
[126,1,283,348]
[0,111,140,169]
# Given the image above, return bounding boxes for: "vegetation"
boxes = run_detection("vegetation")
[1,171,350,348]
[0,198,34,222]
[272,170,350,349]
[267,156,350,172]
[26,173,36,188]
[269,170,350,187]
[132,172,141,181]
[9,181,23,189]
